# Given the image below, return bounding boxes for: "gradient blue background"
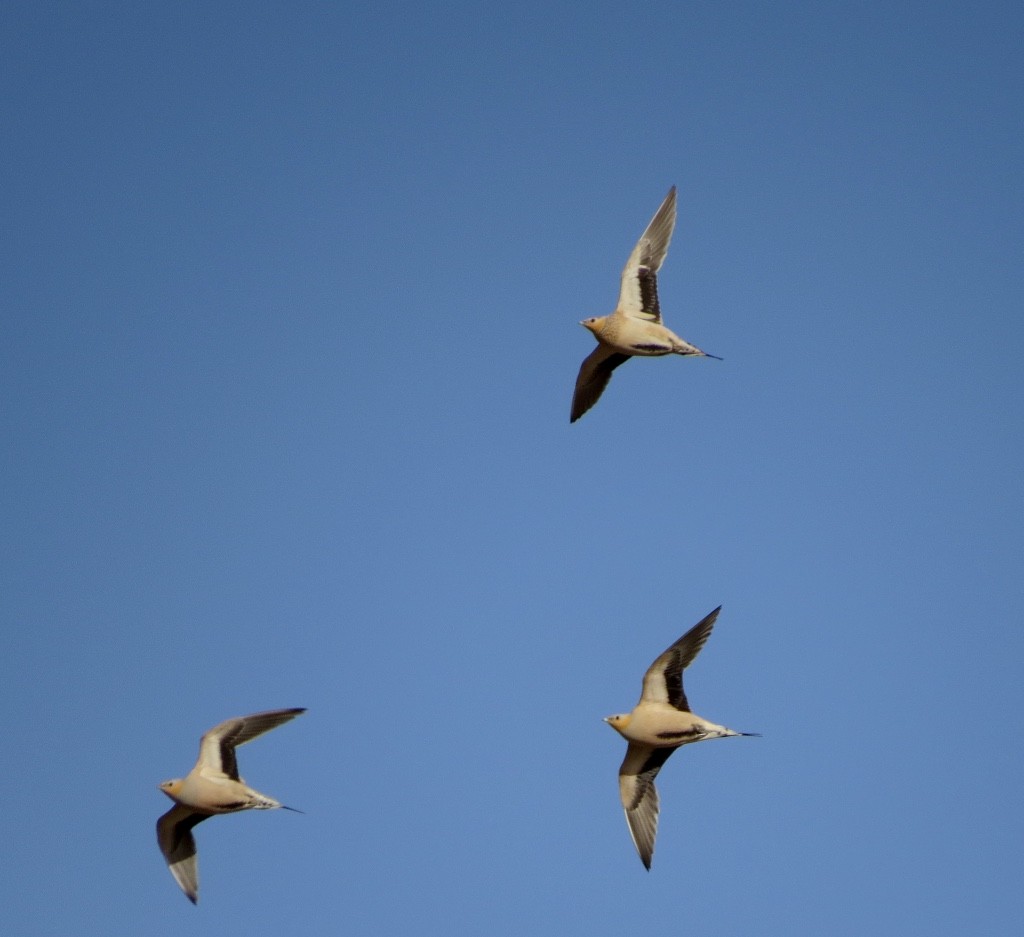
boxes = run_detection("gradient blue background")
[3,2,1022,934]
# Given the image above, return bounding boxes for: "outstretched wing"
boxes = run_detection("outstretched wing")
[617,743,677,869]
[196,708,306,780]
[156,804,209,904]
[570,346,631,422]
[639,607,721,711]
[615,186,677,323]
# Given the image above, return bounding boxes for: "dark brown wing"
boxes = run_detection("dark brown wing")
[570,346,631,422]
[156,805,210,904]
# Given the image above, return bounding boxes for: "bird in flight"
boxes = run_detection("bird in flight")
[570,186,720,423]
[605,608,756,869]
[156,707,306,904]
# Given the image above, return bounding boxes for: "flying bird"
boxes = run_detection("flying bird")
[570,186,720,422]
[605,608,756,869]
[156,707,306,904]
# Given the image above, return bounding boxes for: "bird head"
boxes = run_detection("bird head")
[158,778,185,800]
[603,713,632,735]
[580,317,604,336]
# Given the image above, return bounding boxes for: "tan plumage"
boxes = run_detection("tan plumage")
[605,608,756,869]
[570,186,720,423]
[156,707,306,904]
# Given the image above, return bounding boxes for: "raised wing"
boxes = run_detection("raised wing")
[156,804,209,904]
[618,743,676,869]
[639,607,721,711]
[196,708,306,780]
[570,346,631,422]
[615,186,677,323]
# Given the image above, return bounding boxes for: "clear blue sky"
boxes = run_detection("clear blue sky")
[3,1,1022,934]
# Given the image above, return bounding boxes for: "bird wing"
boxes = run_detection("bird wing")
[618,743,676,869]
[639,607,721,711]
[156,804,209,904]
[615,186,677,323]
[570,346,631,422]
[195,708,306,780]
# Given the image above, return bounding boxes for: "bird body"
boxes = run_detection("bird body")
[606,702,739,748]
[581,316,705,358]
[161,773,285,813]
[571,186,719,422]
[156,707,305,904]
[605,608,755,869]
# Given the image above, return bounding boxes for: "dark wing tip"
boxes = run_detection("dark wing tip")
[678,605,723,661]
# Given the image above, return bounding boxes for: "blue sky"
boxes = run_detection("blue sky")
[3,1,1022,934]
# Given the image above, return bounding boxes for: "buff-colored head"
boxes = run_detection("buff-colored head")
[603,713,632,735]
[580,317,607,337]
[159,778,185,801]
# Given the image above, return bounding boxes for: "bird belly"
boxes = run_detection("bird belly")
[606,321,677,357]
[595,333,670,357]
[177,775,254,813]
[621,706,707,747]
